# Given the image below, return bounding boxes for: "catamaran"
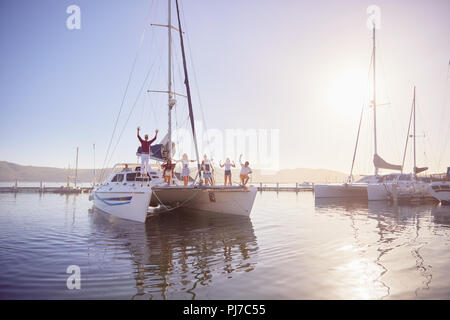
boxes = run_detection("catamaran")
[91,0,257,222]
[429,168,450,204]
[314,23,402,199]
[367,86,430,201]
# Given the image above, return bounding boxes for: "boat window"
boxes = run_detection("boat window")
[111,174,124,182]
[432,185,440,190]
[441,185,450,189]
[126,173,137,182]
[399,174,411,181]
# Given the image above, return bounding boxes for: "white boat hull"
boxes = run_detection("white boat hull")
[430,181,450,204]
[367,183,390,201]
[368,181,431,201]
[314,183,368,199]
[151,185,257,216]
[93,190,152,223]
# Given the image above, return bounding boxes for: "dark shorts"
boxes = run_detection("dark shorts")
[203,172,212,179]
[224,170,231,176]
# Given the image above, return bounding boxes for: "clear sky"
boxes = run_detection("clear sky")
[0,0,449,175]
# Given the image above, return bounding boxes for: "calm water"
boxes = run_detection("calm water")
[1,191,450,299]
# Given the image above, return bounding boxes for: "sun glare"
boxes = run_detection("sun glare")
[327,68,368,116]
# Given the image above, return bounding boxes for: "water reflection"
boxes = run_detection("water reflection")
[314,198,450,299]
[431,204,450,227]
[88,208,258,299]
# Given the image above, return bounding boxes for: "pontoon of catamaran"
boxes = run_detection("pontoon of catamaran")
[93,163,257,222]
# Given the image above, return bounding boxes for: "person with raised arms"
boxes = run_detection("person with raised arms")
[137,126,158,177]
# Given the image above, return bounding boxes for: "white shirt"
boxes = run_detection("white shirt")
[240,165,252,175]
[224,162,233,170]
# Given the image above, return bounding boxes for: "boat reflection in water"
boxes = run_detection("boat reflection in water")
[88,207,258,299]
[314,198,450,299]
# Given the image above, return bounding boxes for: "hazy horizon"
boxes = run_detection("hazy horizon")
[1,0,449,175]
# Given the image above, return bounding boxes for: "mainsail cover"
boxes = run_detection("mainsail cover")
[149,133,175,162]
[414,166,428,174]
[373,154,402,171]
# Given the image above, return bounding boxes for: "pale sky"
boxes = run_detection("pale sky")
[0,0,449,175]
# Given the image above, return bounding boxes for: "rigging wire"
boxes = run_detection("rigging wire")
[351,48,374,177]
[376,36,402,163]
[99,0,156,180]
[180,0,213,157]
[436,61,450,171]
[105,50,161,170]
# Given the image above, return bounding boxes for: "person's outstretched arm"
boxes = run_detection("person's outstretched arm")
[149,129,159,144]
[137,127,143,143]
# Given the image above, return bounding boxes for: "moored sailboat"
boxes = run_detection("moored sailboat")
[367,86,430,201]
[315,23,402,199]
[92,0,257,222]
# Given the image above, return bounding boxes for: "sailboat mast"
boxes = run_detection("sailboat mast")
[413,85,416,177]
[372,23,378,176]
[174,0,201,173]
[167,0,173,159]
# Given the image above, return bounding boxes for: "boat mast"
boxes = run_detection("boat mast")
[174,0,201,174]
[372,23,378,176]
[75,147,79,188]
[167,0,173,160]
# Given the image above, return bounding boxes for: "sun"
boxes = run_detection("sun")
[327,68,368,116]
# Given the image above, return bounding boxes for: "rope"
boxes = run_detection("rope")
[150,185,201,213]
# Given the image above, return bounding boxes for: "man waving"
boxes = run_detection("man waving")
[137,127,158,177]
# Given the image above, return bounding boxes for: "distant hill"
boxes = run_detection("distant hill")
[0,161,98,183]
[0,161,348,183]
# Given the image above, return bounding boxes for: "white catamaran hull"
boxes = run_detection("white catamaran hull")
[314,183,368,199]
[151,186,258,216]
[368,181,430,201]
[367,183,390,201]
[93,190,152,223]
[430,181,450,204]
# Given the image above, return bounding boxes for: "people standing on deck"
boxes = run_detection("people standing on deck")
[219,158,236,186]
[239,154,252,187]
[202,155,214,185]
[162,158,176,185]
[175,153,195,186]
[137,127,158,177]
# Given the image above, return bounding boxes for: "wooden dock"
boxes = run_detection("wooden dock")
[0,182,313,194]
[0,186,93,194]
[256,183,314,192]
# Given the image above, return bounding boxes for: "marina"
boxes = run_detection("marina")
[0,0,449,304]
